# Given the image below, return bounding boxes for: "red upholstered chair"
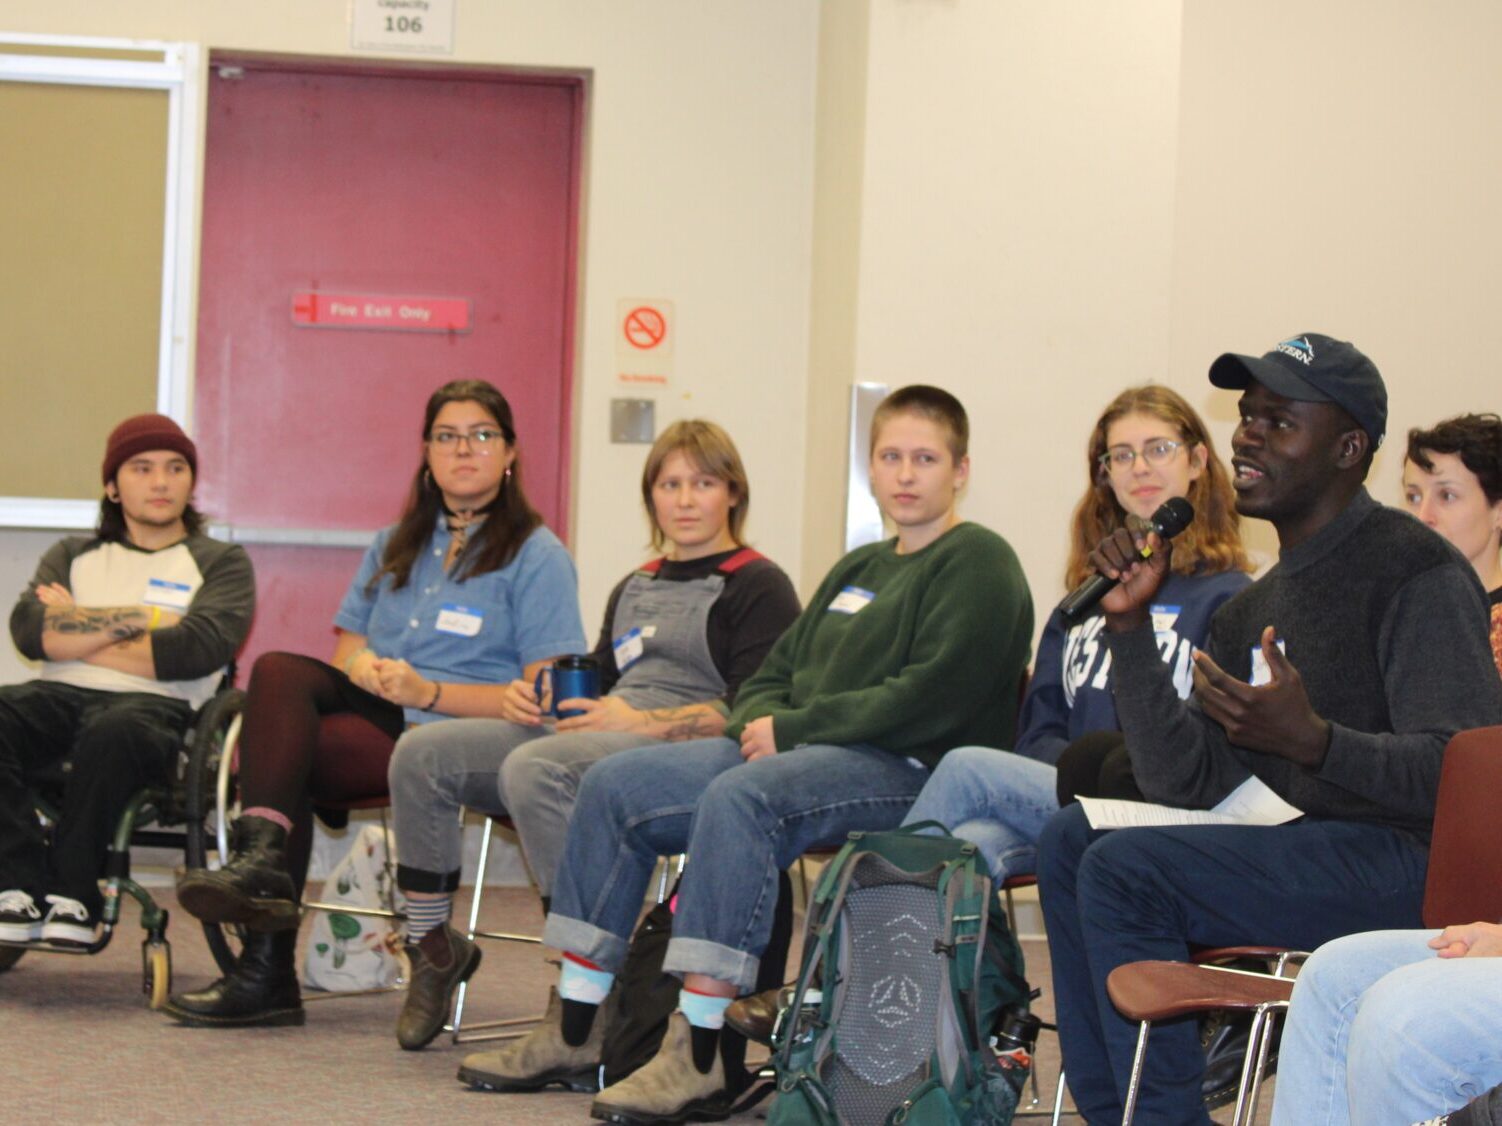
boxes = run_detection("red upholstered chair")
[1106,724,1502,1126]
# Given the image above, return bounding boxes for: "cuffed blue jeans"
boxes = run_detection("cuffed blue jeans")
[900,745,1058,879]
[1271,929,1502,1126]
[542,737,930,991]
[1037,803,1428,1126]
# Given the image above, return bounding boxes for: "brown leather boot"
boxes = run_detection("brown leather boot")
[396,925,481,1050]
[722,986,789,1046]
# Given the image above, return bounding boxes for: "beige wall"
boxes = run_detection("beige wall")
[1169,0,1502,565]
[840,0,1186,608]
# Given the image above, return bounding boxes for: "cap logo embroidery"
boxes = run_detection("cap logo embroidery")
[1275,336,1315,365]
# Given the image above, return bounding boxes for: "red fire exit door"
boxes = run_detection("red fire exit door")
[193,54,584,669]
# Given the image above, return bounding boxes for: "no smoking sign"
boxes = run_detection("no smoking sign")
[616,298,674,387]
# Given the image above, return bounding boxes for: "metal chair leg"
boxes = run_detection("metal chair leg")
[1229,1007,1267,1126]
[449,813,495,1040]
[1120,1022,1152,1125]
[1051,1067,1068,1125]
[1243,1001,1286,1125]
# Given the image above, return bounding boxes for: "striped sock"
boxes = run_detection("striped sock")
[404,895,451,944]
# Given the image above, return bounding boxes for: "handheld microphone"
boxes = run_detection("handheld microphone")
[1057,496,1195,623]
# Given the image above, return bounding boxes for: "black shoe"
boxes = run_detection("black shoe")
[1200,1008,1280,1108]
[177,815,299,931]
[163,929,305,1027]
[397,925,482,1050]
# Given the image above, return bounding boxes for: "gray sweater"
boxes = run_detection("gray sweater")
[1106,490,1502,840]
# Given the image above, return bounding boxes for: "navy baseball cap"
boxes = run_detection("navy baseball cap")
[1209,333,1387,447]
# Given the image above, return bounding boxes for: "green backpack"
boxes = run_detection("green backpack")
[767,824,1033,1126]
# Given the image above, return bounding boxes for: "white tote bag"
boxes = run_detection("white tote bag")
[302,823,404,991]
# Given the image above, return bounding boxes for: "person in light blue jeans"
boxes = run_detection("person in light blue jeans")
[903,384,1251,879]
[1272,924,1502,1126]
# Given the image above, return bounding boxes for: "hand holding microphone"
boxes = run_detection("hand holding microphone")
[1059,497,1195,625]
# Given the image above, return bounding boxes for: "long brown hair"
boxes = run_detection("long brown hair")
[640,420,750,552]
[1065,385,1249,589]
[370,380,543,592]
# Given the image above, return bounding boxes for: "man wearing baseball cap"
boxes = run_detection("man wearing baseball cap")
[1036,334,1502,1122]
[0,414,254,947]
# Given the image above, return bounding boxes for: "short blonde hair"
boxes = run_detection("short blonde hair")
[640,420,750,551]
[870,385,969,461]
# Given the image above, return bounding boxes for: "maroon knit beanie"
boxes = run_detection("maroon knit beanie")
[101,414,198,484]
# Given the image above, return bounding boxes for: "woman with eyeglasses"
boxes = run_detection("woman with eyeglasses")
[901,384,1252,879]
[385,419,801,1051]
[168,379,587,1030]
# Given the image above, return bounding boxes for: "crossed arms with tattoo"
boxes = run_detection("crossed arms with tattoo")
[36,582,181,677]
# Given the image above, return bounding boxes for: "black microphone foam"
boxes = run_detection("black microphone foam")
[1057,496,1195,623]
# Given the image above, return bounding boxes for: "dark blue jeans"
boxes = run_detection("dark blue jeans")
[1036,803,1428,1125]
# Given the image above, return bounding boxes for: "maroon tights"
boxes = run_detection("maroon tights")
[235,652,406,893]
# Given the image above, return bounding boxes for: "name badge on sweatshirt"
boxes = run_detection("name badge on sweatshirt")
[828,586,875,614]
[143,578,192,611]
[613,627,645,671]
[435,603,483,637]
[1249,638,1287,687]
[1150,604,1181,635]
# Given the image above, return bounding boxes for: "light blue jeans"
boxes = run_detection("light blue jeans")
[1272,929,1502,1125]
[900,745,1059,879]
[543,737,930,991]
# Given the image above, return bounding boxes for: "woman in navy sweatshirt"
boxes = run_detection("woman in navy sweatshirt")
[902,383,1251,878]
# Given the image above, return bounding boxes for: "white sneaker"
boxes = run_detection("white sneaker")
[41,895,98,946]
[0,889,43,941]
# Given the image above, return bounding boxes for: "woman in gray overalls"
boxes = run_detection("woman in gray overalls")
[386,419,801,1050]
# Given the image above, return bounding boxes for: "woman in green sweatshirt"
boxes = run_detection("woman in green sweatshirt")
[457,386,1034,1124]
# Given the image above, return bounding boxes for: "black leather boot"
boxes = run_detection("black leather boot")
[163,929,304,1027]
[177,815,299,931]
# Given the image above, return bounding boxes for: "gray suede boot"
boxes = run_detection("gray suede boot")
[589,1012,733,1125]
[457,986,610,1093]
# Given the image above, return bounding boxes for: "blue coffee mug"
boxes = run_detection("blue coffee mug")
[535,656,601,719]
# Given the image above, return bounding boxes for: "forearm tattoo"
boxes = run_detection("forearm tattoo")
[43,606,148,643]
[642,706,720,741]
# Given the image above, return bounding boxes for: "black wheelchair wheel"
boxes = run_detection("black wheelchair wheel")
[0,946,23,973]
[181,687,248,976]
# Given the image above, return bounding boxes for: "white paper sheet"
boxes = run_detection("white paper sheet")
[1079,775,1303,831]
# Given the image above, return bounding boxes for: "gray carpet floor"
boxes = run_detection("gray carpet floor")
[0,884,1271,1123]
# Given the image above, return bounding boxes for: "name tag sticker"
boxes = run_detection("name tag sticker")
[614,627,645,671]
[435,603,483,637]
[143,578,192,610]
[828,586,875,615]
[1249,638,1287,687]
[1150,604,1181,634]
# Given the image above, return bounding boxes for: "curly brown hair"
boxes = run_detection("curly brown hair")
[1064,385,1250,589]
[1406,413,1502,505]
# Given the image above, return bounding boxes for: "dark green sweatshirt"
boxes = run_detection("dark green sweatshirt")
[725,522,1033,768]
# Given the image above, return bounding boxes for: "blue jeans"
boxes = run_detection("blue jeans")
[900,745,1058,879]
[1272,929,1502,1125]
[543,737,930,991]
[1036,803,1428,1126]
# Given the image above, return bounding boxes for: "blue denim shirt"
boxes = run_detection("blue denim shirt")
[334,518,587,724]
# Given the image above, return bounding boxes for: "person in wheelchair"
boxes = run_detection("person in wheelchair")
[0,414,254,947]
[387,418,801,1050]
[169,379,587,1028]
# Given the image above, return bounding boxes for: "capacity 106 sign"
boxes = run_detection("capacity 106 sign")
[350,0,455,55]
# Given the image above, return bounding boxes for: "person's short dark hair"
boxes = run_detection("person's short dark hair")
[870,385,969,461]
[1406,413,1502,505]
